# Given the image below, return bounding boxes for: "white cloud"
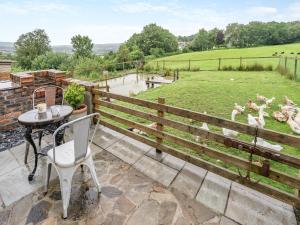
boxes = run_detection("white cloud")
[288,2,300,14]
[249,6,277,14]
[0,1,73,15]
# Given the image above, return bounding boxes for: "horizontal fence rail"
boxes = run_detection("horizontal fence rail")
[92,89,300,206]
[148,56,299,80]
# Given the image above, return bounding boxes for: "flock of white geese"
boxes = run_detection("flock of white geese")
[130,94,299,152]
[196,94,300,152]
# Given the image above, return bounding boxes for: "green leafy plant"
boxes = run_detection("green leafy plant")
[64,83,85,110]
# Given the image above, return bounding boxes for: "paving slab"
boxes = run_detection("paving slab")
[122,136,154,152]
[106,138,150,165]
[9,140,48,166]
[170,162,207,198]
[196,172,231,214]
[146,148,167,161]
[162,154,185,171]
[93,126,124,149]
[225,182,297,225]
[0,150,20,176]
[0,166,42,206]
[220,216,240,225]
[133,155,178,187]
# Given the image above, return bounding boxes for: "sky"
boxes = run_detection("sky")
[0,0,300,45]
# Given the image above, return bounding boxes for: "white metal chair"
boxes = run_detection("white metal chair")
[32,85,64,109]
[44,113,101,218]
[24,85,64,164]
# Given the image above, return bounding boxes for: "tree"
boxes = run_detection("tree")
[190,29,210,51]
[32,52,71,70]
[71,35,94,58]
[15,29,51,69]
[126,23,178,55]
[116,44,130,63]
[216,30,225,46]
[129,45,144,61]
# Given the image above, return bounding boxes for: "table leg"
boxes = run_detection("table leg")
[24,126,38,181]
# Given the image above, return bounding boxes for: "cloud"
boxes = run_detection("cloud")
[114,2,171,13]
[288,2,300,14]
[0,1,73,15]
[249,6,277,14]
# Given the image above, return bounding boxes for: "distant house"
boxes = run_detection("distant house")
[0,60,14,80]
[178,41,189,50]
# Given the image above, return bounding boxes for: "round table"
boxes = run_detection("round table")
[18,105,73,181]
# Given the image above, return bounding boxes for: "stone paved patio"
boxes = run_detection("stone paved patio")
[0,125,298,225]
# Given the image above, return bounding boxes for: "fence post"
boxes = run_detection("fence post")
[188,59,191,71]
[285,56,287,70]
[296,171,300,198]
[92,85,99,124]
[156,61,159,71]
[218,58,221,70]
[240,57,242,68]
[156,97,165,153]
[163,60,165,70]
[294,57,298,80]
[173,70,176,81]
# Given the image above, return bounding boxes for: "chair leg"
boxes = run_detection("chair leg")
[86,156,101,193]
[24,141,30,164]
[58,167,74,219]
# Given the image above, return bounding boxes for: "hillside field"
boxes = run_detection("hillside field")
[147,43,300,72]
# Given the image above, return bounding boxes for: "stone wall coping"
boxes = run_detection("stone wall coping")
[63,78,98,91]
[0,80,21,91]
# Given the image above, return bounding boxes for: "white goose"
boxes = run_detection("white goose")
[249,105,283,151]
[254,138,283,152]
[234,103,245,114]
[195,112,209,142]
[266,97,275,107]
[222,109,239,137]
[287,111,300,135]
[248,105,267,128]
[293,108,300,126]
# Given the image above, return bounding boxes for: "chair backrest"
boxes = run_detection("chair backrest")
[33,85,64,109]
[52,113,100,164]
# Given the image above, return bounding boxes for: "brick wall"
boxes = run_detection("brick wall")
[0,70,66,130]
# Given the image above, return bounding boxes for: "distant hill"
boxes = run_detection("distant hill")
[0,42,120,55]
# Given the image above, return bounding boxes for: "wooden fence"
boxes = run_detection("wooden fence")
[278,56,300,81]
[151,56,281,71]
[92,89,300,207]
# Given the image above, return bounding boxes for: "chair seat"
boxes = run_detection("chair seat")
[47,140,91,167]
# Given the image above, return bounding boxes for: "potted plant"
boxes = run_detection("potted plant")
[64,83,87,120]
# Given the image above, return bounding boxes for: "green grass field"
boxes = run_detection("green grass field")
[147,43,300,72]
[101,70,300,193]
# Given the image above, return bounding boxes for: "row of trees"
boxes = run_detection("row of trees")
[183,21,300,52]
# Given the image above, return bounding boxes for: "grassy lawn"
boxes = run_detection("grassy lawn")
[147,43,300,72]
[101,70,300,193]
